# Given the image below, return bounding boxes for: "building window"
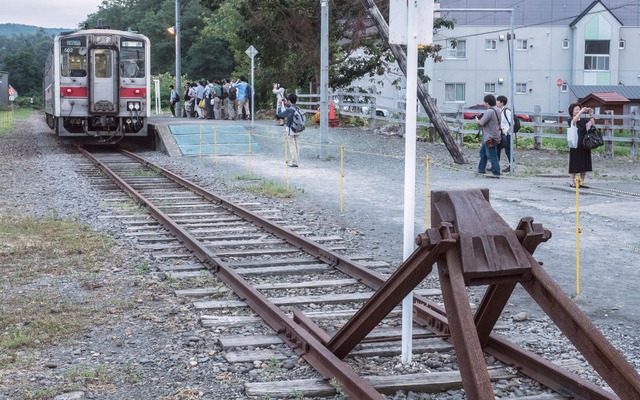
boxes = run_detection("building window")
[485,39,497,50]
[584,40,610,71]
[516,39,528,50]
[562,38,570,49]
[484,83,496,93]
[516,83,527,94]
[619,39,626,49]
[446,40,466,59]
[445,83,466,102]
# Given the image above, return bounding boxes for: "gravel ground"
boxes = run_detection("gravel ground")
[1,112,639,400]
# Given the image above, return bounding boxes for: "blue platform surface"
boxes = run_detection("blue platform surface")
[168,124,261,156]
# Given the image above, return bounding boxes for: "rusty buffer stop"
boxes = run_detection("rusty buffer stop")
[324,189,640,400]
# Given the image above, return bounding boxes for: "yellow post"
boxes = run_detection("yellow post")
[213,127,218,165]
[340,144,345,213]
[575,176,581,296]
[284,136,289,190]
[248,130,253,175]
[425,155,431,230]
[199,124,203,158]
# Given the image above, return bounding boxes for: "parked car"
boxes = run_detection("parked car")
[463,104,531,122]
[361,106,389,117]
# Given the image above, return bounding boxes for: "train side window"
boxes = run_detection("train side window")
[120,48,145,78]
[60,47,87,77]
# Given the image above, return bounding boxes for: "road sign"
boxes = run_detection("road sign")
[9,95,15,102]
[556,79,563,87]
[245,45,258,58]
[8,87,15,95]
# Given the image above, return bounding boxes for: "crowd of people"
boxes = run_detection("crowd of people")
[169,76,252,120]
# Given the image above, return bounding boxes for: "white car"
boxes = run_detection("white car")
[361,106,389,117]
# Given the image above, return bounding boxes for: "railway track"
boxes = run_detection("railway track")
[75,145,639,400]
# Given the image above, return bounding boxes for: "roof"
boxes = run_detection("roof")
[570,1,622,27]
[437,0,639,27]
[580,92,630,104]
[570,85,640,101]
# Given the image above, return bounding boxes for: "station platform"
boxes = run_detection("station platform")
[148,115,262,157]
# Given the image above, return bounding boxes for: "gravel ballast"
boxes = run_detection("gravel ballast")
[1,113,639,399]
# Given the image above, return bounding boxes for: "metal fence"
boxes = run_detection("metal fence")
[296,91,640,159]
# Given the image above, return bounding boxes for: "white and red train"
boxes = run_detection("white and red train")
[44,28,150,141]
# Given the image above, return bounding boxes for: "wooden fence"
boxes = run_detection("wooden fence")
[296,91,640,159]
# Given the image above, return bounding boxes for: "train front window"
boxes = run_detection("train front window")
[61,46,87,77]
[94,50,113,78]
[120,41,145,78]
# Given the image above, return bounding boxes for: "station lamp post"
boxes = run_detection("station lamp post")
[168,0,181,111]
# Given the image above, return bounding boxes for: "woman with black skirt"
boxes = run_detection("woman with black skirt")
[568,103,595,187]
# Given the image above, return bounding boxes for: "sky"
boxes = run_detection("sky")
[1,0,105,29]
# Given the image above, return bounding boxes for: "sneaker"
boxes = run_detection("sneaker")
[502,165,511,173]
[475,171,486,175]
[288,164,298,168]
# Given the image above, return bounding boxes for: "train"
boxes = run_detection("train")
[44,28,150,142]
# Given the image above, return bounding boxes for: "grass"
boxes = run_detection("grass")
[241,179,296,198]
[0,213,127,371]
[0,109,31,138]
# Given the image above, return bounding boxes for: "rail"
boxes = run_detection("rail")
[295,91,640,159]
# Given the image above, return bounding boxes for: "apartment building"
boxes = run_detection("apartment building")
[426,0,640,114]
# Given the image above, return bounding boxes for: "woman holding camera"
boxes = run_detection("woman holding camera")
[568,103,595,187]
[272,83,286,126]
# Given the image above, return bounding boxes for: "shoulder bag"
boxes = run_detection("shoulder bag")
[583,125,604,150]
[567,123,578,149]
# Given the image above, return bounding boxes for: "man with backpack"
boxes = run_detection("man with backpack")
[225,79,237,120]
[277,93,306,168]
[497,95,514,172]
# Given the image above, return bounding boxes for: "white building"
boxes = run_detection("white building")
[426,0,640,115]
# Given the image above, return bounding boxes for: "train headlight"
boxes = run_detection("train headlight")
[127,101,141,111]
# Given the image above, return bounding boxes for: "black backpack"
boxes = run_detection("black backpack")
[174,92,180,102]
[228,87,237,100]
[503,108,521,133]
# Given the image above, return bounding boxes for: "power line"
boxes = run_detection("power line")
[434,1,640,44]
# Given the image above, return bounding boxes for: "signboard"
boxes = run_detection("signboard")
[245,45,258,58]
[389,0,435,46]
[556,79,563,87]
[9,95,15,102]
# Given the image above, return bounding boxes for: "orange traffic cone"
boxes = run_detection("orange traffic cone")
[328,100,339,127]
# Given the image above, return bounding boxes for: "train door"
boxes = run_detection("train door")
[89,48,119,113]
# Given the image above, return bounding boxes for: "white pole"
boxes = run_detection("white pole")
[401,0,419,364]
[251,56,255,128]
[319,0,329,158]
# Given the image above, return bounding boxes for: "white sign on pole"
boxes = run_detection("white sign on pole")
[389,0,435,46]
[245,45,258,58]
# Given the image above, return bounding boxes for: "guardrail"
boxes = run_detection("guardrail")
[295,92,640,159]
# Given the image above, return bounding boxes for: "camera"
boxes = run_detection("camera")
[477,113,484,119]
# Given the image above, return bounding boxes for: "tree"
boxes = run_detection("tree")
[2,47,41,96]
[359,0,467,164]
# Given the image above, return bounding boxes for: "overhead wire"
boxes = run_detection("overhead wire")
[434,0,640,43]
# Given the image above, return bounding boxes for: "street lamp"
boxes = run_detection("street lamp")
[171,0,181,112]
